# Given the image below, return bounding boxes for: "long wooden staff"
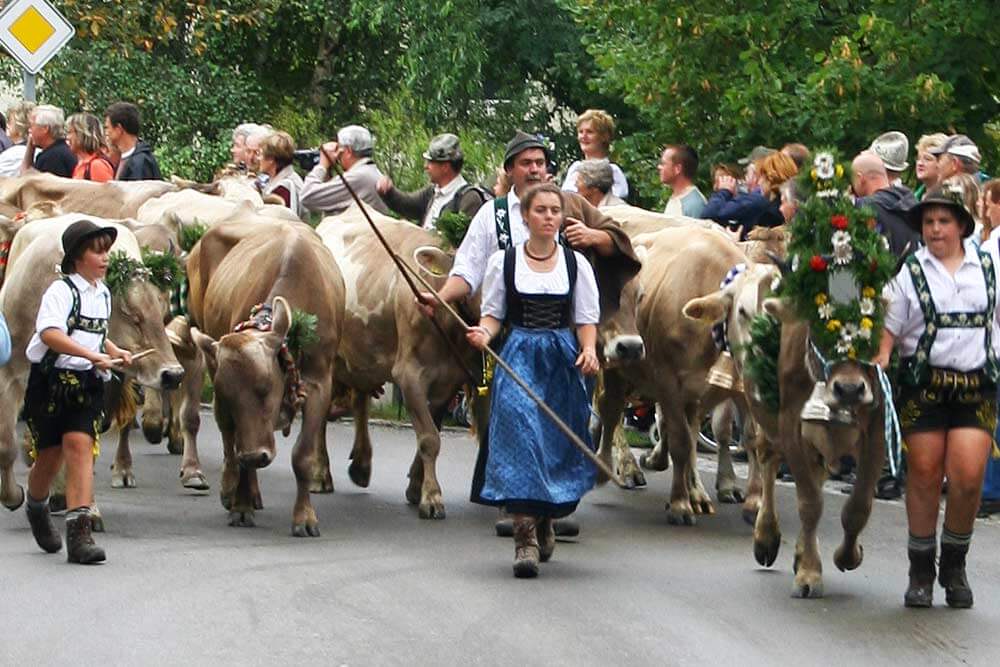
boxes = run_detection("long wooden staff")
[325,153,626,488]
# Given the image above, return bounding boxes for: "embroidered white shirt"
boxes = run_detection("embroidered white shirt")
[26,273,111,372]
[450,187,528,294]
[480,245,600,325]
[884,242,1000,371]
[423,175,468,230]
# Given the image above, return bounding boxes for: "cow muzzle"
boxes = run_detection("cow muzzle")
[160,365,184,391]
[238,450,274,469]
[832,378,868,406]
[603,335,645,363]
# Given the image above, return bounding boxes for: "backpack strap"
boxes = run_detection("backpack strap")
[40,277,83,373]
[448,183,491,215]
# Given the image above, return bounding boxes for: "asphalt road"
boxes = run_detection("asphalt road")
[3,414,1000,666]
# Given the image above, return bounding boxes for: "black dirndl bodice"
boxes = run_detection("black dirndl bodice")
[503,244,577,329]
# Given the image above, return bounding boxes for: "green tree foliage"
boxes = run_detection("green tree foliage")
[568,0,1000,206]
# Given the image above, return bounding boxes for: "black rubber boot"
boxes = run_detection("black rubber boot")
[25,499,62,553]
[939,542,973,609]
[65,510,106,565]
[553,516,580,537]
[904,548,935,608]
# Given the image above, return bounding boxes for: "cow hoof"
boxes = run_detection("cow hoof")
[495,518,513,537]
[181,471,210,491]
[309,474,334,494]
[252,493,264,511]
[753,533,781,567]
[833,543,864,572]
[228,510,255,528]
[166,435,184,455]
[553,517,580,537]
[220,492,233,511]
[110,470,136,489]
[419,501,446,520]
[791,575,824,599]
[404,483,421,506]
[666,502,696,526]
[618,465,647,489]
[691,495,715,516]
[347,460,371,488]
[292,522,320,538]
[639,452,669,472]
[48,494,67,514]
[2,484,25,511]
[717,487,746,504]
[742,507,759,526]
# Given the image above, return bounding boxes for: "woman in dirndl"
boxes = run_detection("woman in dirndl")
[467,182,601,578]
[877,185,1000,608]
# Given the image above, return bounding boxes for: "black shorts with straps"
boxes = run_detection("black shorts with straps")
[897,367,997,436]
[24,363,105,451]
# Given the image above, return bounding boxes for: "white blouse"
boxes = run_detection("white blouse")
[480,245,600,325]
[884,242,1000,371]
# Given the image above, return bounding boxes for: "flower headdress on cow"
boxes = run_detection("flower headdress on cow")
[776,149,896,362]
[106,249,184,296]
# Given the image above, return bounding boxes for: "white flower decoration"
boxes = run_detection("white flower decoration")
[858,326,872,340]
[817,188,841,199]
[814,152,835,180]
[818,303,833,320]
[860,297,875,316]
[791,254,800,272]
[835,339,851,354]
[832,230,853,265]
[842,323,859,340]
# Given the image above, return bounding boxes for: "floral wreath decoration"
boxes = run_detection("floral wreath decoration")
[775,149,897,362]
[106,249,184,296]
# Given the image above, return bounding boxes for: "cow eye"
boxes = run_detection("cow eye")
[738,306,749,320]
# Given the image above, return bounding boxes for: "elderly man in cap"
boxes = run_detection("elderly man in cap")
[852,151,918,258]
[376,133,489,229]
[869,131,909,187]
[301,124,390,216]
[931,135,984,183]
[421,130,641,537]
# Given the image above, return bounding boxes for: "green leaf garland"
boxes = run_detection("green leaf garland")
[287,309,319,356]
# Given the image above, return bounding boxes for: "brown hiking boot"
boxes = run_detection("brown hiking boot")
[537,517,555,563]
[939,543,973,609]
[904,548,935,608]
[66,510,106,565]
[25,499,62,553]
[512,515,539,578]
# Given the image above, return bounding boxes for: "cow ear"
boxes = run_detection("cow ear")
[762,297,794,323]
[683,292,731,324]
[271,296,292,343]
[414,245,454,278]
[189,327,218,372]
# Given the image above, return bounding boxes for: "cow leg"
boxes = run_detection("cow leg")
[712,400,745,504]
[742,424,764,525]
[834,423,884,573]
[752,436,781,566]
[787,447,827,599]
[141,389,166,446]
[639,401,671,472]
[685,400,715,516]
[291,374,331,537]
[164,392,184,456]
[347,390,373,488]
[594,370,645,488]
[177,354,209,491]
[220,416,254,527]
[309,431,334,493]
[1,368,28,511]
[398,377,446,520]
[111,423,137,488]
[653,387,697,525]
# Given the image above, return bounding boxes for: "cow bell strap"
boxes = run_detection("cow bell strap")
[233,303,307,419]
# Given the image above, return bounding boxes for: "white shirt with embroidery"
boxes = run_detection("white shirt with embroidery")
[26,273,111,372]
[423,175,468,229]
[884,241,1000,371]
[480,245,600,325]
[450,187,529,294]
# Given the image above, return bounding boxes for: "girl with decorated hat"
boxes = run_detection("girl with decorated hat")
[876,184,1000,608]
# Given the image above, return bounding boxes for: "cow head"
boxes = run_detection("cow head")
[190,296,295,469]
[109,278,185,390]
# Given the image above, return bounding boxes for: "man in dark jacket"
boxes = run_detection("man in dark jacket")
[376,133,489,229]
[851,151,918,257]
[104,102,161,181]
[23,105,76,177]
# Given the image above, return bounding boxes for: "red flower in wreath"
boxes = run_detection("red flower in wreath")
[830,214,849,230]
[810,255,827,272]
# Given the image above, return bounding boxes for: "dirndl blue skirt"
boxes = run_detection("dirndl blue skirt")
[470,326,596,517]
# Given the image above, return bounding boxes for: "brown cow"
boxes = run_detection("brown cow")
[185,221,345,535]
[0,216,184,512]
[316,206,479,519]
[0,173,176,218]
[685,266,886,598]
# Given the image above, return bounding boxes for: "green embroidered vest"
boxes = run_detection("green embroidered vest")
[900,250,1000,386]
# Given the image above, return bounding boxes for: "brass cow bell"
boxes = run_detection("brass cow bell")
[801,381,855,424]
[707,351,743,392]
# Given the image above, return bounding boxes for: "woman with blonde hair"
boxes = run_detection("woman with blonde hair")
[561,109,628,199]
[0,101,35,177]
[67,113,114,182]
[703,151,797,239]
[914,133,949,200]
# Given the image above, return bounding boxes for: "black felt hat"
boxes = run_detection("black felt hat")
[906,186,975,238]
[503,130,548,169]
[61,219,117,274]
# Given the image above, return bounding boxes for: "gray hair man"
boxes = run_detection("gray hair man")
[22,104,76,177]
[300,124,389,216]
[869,131,909,186]
[930,135,982,182]
[230,122,262,169]
[376,133,489,228]
[242,124,272,174]
[575,158,624,208]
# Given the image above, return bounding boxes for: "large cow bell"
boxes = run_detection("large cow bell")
[707,350,743,392]
[801,381,854,424]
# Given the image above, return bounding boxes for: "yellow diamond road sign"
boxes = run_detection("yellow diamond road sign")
[0,0,73,74]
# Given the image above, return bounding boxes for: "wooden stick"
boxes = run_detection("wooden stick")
[110,348,156,364]
[395,256,628,489]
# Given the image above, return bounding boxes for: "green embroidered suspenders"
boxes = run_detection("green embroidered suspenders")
[39,277,109,373]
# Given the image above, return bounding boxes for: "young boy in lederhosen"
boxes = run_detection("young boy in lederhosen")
[23,220,132,564]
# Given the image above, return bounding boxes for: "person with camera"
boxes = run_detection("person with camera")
[375,133,490,229]
[300,125,389,216]
[258,131,304,220]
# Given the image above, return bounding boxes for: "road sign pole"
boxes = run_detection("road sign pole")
[22,68,35,101]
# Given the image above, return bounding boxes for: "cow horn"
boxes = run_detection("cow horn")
[765,250,791,275]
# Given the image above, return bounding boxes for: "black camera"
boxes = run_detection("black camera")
[293,149,321,170]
